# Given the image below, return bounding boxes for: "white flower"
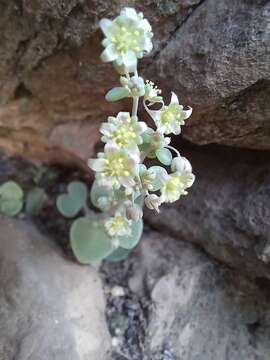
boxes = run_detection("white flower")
[144,80,163,103]
[105,213,132,237]
[100,112,147,155]
[99,8,153,72]
[160,171,195,203]
[147,92,192,135]
[139,164,156,191]
[145,194,162,212]
[171,156,192,173]
[88,143,139,189]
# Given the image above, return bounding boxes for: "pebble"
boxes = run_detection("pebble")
[111,336,120,347]
[111,285,125,297]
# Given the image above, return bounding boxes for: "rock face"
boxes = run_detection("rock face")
[129,232,270,360]
[145,144,270,280]
[0,0,269,163]
[146,0,270,149]
[0,217,111,360]
[0,0,202,162]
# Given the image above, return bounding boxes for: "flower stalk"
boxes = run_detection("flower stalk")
[88,7,195,255]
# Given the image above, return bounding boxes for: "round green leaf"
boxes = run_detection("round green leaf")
[56,194,81,218]
[119,219,143,249]
[106,247,131,262]
[68,181,87,205]
[0,198,23,216]
[90,180,110,208]
[26,188,48,216]
[155,147,172,166]
[0,181,23,200]
[70,217,113,264]
[105,87,129,102]
[56,181,87,218]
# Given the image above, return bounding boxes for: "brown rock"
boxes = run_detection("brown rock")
[145,144,270,280]
[146,0,270,149]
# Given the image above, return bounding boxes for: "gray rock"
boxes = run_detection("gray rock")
[145,145,270,280]
[146,0,270,149]
[130,232,270,360]
[0,217,111,360]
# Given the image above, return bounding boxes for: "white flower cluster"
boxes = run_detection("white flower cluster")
[89,8,195,245]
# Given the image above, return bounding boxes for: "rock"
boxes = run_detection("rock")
[129,232,270,360]
[145,144,270,280]
[146,0,270,149]
[0,0,201,162]
[0,217,111,360]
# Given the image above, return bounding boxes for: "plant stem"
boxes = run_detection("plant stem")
[166,145,180,157]
[132,68,139,117]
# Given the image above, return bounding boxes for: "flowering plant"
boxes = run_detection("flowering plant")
[57,7,195,264]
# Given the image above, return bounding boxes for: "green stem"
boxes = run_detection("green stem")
[166,145,180,157]
[132,68,139,117]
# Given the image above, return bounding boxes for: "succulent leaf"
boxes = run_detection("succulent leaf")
[0,181,23,199]
[105,87,129,102]
[26,187,48,216]
[70,217,113,264]
[0,198,23,216]
[118,219,143,249]
[106,247,131,262]
[57,181,87,218]
[90,180,111,208]
[155,147,172,165]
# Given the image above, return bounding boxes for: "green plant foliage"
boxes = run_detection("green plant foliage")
[0,181,24,216]
[70,7,196,264]
[70,217,113,264]
[0,181,23,199]
[118,219,143,249]
[57,181,87,218]
[90,180,110,208]
[106,247,131,262]
[105,87,129,102]
[155,147,172,165]
[26,187,48,216]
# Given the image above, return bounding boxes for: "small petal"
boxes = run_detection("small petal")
[171,156,192,173]
[101,44,118,62]
[88,158,107,171]
[147,108,161,122]
[122,50,137,72]
[183,106,193,119]
[170,92,179,105]
[99,18,113,37]
[121,7,138,21]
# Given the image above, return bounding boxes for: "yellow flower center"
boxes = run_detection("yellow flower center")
[103,152,131,177]
[111,25,143,54]
[111,216,126,232]
[113,120,137,147]
[161,105,182,125]
[166,176,181,193]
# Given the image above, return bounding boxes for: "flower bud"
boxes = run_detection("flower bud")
[128,76,145,97]
[126,203,143,221]
[145,194,162,212]
[171,156,192,173]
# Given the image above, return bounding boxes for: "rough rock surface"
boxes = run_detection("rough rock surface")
[145,144,270,280]
[0,217,111,360]
[0,0,202,162]
[146,0,270,149]
[129,232,270,360]
[0,0,269,163]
